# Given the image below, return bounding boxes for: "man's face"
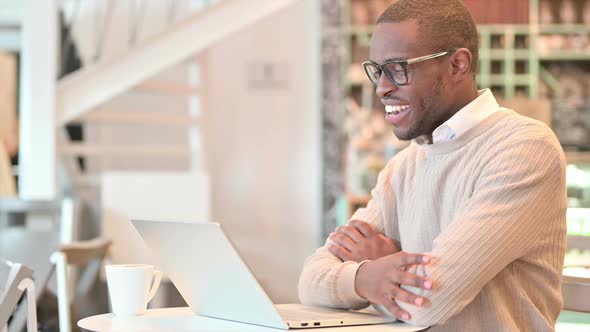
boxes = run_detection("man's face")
[369,21,451,141]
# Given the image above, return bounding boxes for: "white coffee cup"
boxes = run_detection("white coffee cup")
[105,264,162,316]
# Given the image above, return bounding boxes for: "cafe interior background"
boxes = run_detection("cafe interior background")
[0,0,589,331]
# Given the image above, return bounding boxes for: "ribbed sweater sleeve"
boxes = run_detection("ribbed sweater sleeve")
[298,111,566,330]
[399,133,567,326]
[298,158,398,309]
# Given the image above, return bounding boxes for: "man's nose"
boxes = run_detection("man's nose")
[375,74,399,99]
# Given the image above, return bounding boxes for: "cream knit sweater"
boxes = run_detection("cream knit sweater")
[299,110,567,331]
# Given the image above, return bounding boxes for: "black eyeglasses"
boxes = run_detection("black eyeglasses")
[362,50,454,86]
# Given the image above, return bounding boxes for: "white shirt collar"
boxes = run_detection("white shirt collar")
[431,89,499,144]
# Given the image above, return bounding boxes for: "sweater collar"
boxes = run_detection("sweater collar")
[420,110,513,156]
[414,89,500,146]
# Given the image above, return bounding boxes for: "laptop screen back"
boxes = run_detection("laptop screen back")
[131,219,288,329]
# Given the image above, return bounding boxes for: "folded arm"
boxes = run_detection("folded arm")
[298,160,399,309]
[300,135,566,327]
[298,159,431,315]
[397,137,566,326]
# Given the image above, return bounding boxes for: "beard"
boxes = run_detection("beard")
[392,77,445,142]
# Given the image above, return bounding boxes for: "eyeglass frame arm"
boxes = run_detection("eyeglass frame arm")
[362,50,455,86]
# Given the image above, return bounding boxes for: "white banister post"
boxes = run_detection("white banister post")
[18,0,59,200]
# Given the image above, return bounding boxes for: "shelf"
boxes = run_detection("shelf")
[477,24,530,34]
[539,24,590,34]
[351,23,543,36]
[489,75,504,85]
[566,152,590,165]
[478,24,590,35]
[568,235,590,251]
[539,53,590,61]
[485,49,531,60]
[488,74,530,85]
[346,23,590,37]
[341,0,590,196]
[513,50,532,59]
[513,75,532,85]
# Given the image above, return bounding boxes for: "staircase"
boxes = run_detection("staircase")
[56,0,300,125]
[52,0,300,190]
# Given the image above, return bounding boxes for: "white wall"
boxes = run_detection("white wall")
[201,0,321,303]
[0,0,22,26]
[0,0,22,51]
[63,0,321,303]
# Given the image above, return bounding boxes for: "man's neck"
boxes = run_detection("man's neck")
[416,135,433,145]
[452,86,480,114]
[420,85,480,145]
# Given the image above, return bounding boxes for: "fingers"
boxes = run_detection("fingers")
[381,298,411,321]
[328,243,353,261]
[391,251,430,268]
[389,283,428,306]
[336,224,364,243]
[397,270,432,290]
[330,232,357,252]
[350,220,375,238]
[377,233,393,244]
[381,284,430,321]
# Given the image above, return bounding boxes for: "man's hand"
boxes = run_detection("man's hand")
[355,252,432,321]
[328,220,398,262]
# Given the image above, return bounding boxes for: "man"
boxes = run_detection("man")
[299,0,567,330]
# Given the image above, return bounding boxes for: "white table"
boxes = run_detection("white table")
[78,307,427,332]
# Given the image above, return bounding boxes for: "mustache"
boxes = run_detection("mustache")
[383,96,408,103]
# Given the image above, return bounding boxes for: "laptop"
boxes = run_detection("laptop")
[131,219,397,330]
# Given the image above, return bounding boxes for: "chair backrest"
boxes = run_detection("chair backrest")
[0,227,59,332]
[0,259,37,332]
[58,237,112,267]
[51,237,112,332]
[562,267,590,313]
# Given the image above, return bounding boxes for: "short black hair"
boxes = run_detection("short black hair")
[377,0,479,73]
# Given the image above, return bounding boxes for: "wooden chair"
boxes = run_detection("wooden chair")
[562,266,590,313]
[563,237,590,313]
[0,227,59,332]
[50,237,112,332]
[0,260,37,332]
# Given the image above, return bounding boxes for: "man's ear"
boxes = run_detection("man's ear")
[448,48,473,81]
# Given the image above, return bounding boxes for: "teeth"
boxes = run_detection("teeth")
[385,105,410,115]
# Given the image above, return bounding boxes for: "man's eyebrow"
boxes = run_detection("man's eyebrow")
[369,56,406,64]
[382,56,407,62]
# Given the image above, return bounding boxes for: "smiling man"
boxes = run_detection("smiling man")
[299,0,567,331]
